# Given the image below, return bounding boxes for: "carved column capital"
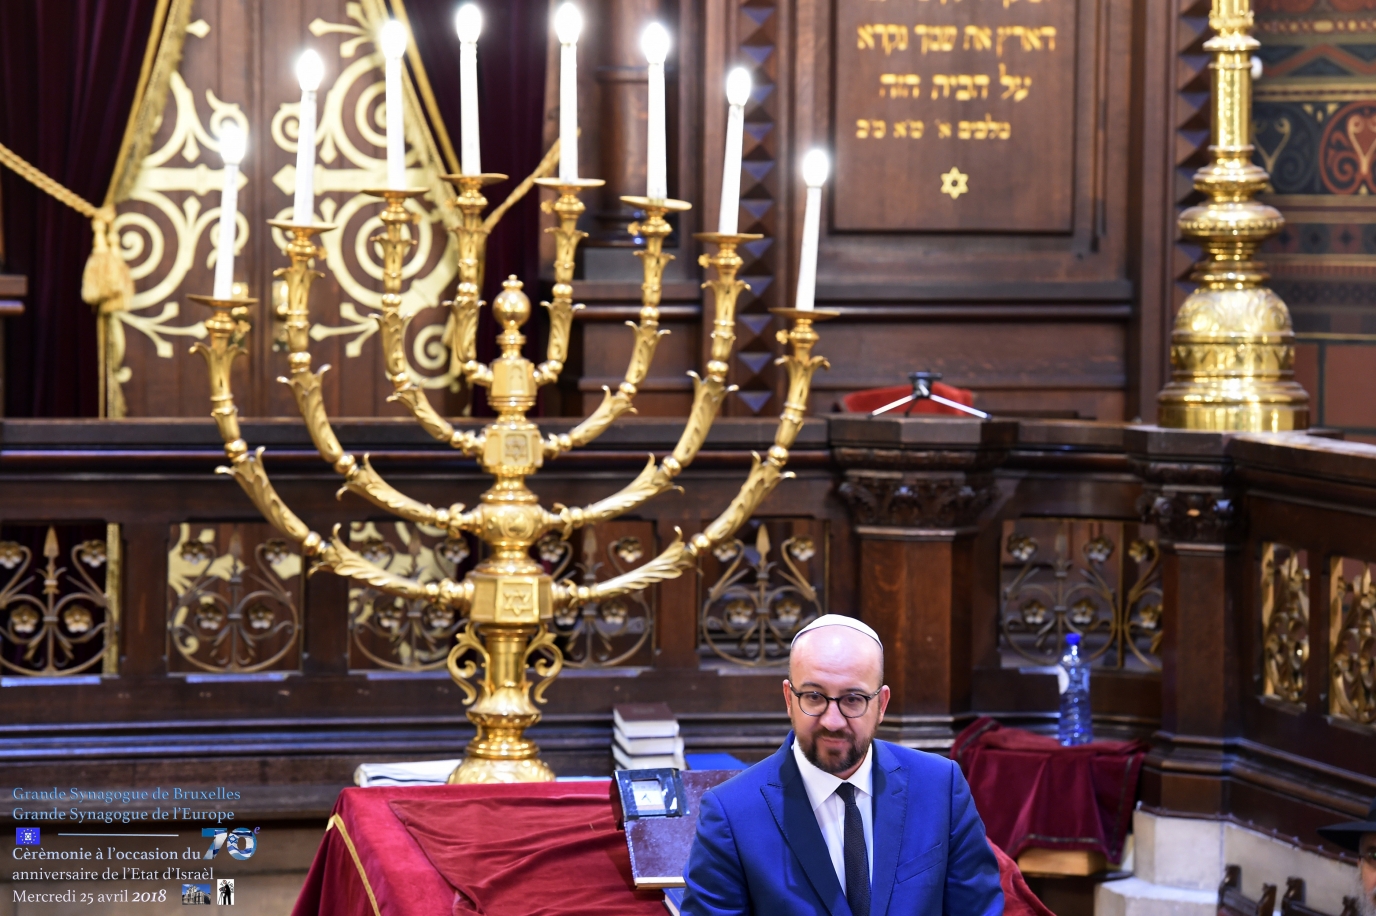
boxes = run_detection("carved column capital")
[1126,427,1244,546]
[830,416,1015,533]
[838,470,999,530]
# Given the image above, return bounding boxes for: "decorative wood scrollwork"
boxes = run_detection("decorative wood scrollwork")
[346,521,478,671]
[1329,556,1376,727]
[537,523,655,668]
[0,526,117,677]
[167,524,301,674]
[1261,543,1309,705]
[699,520,825,667]
[999,519,1162,671]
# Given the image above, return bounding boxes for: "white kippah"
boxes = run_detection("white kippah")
[790,614,881,648]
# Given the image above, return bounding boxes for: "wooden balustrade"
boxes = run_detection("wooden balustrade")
[0,414,1371,855]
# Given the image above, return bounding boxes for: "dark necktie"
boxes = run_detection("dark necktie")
[835,783,870,916]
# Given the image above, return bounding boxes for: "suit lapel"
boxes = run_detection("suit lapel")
[868,741,909,916]
[761,739,850,916]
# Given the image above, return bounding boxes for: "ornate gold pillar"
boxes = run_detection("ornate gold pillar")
[1157,0,1309,431]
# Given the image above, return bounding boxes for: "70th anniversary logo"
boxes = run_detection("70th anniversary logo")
[8,785,257,906]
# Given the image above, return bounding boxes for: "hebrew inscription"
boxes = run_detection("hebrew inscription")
[836,0,1077,231]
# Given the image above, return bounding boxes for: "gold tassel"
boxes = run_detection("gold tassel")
[81,208,134,316]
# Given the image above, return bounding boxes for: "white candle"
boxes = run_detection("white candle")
[794,149,829,312]
[554,4,582,181]
[642,23,670,201]
[380,20,408,189]
[293,50,324,225]
[455,4,483,175]
[718,67,751,234]
[213,124,246,300]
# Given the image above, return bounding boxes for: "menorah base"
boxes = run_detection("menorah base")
[447,755,555,784]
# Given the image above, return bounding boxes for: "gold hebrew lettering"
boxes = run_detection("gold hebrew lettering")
[859,24,910,55]
[996,26,1058,56]
[894,120,908,138]
[914,25,957,53]
[964,26,992,51]
[936,119,952,139]
[856,119,871,139]
[956,114,1011,140]
[879,73,922,98]
[873,119,887,138]
[999,63,1032,101]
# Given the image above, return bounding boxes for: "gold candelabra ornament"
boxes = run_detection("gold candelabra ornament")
[1157,0,1309,430]
[190,172,835,782]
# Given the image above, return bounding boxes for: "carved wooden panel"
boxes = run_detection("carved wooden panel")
[835,0,1077,231]
[166,522,303,675]
[111,0,462,420]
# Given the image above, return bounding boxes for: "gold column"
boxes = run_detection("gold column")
[1157,0,1309,431]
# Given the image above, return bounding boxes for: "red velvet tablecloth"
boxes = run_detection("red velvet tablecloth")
[291,779,1055,916]
[953,716,1146,863]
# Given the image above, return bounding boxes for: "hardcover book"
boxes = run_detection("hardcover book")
[613,703,680,739]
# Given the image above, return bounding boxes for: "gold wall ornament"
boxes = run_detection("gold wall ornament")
[0,526,117,677]
[269,3,463,396]
[1260,542,1309,704]
[189,122,835,778]
[1330,557,1376,727]
[1157,0,1309,430]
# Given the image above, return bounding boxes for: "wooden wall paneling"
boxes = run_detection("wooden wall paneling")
[1125,0,1179,422]
[121,522,172,678]
[800,0,1138,420]
[654,514,701,667]
[726,0,788,417]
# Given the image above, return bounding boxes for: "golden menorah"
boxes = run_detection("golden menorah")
[189,171,833,783]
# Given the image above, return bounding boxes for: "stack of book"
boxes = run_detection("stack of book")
[613,702,685,770]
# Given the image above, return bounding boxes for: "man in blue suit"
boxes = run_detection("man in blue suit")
[683,615,1004,916]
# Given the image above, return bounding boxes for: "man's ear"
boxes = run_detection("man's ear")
[876,685,891,724]
[782,678,794,713]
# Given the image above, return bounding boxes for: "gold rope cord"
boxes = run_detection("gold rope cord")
[0,141,100,218]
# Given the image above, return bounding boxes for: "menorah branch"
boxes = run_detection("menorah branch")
[556,233,757,530]
[556,310,835,610]
[533,178,602,386]
[544,197,690,456]
[269,222,477,539]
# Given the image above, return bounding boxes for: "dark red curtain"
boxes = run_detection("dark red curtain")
[405,0,550,414]
[0,0,160,417]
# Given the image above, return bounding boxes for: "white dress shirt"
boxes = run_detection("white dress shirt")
[792,736,875,886]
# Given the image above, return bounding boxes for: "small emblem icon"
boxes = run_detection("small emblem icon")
[217,879,235,905]
[181,883,212,905]
[940,167,970,200]
[15,827,40,845]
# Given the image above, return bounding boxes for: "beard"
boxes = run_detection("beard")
[1356,874,1376,916]
[800,727,869,775]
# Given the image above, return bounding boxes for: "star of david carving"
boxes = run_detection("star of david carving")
[940,167,970,200]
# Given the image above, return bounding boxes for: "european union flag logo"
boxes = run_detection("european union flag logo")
[16,827,40,845]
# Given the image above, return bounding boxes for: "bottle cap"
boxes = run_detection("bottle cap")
[1065,633,1081,646]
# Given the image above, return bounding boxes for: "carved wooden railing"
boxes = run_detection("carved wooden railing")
[0,413,1371,860]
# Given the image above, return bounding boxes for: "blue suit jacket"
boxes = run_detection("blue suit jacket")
[682,736,1004,916]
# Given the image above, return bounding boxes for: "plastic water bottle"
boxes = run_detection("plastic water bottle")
[1057,633,1093,746]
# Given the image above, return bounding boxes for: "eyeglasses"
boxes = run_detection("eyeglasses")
[789,685,881,719]
[1361,847,1376,864]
